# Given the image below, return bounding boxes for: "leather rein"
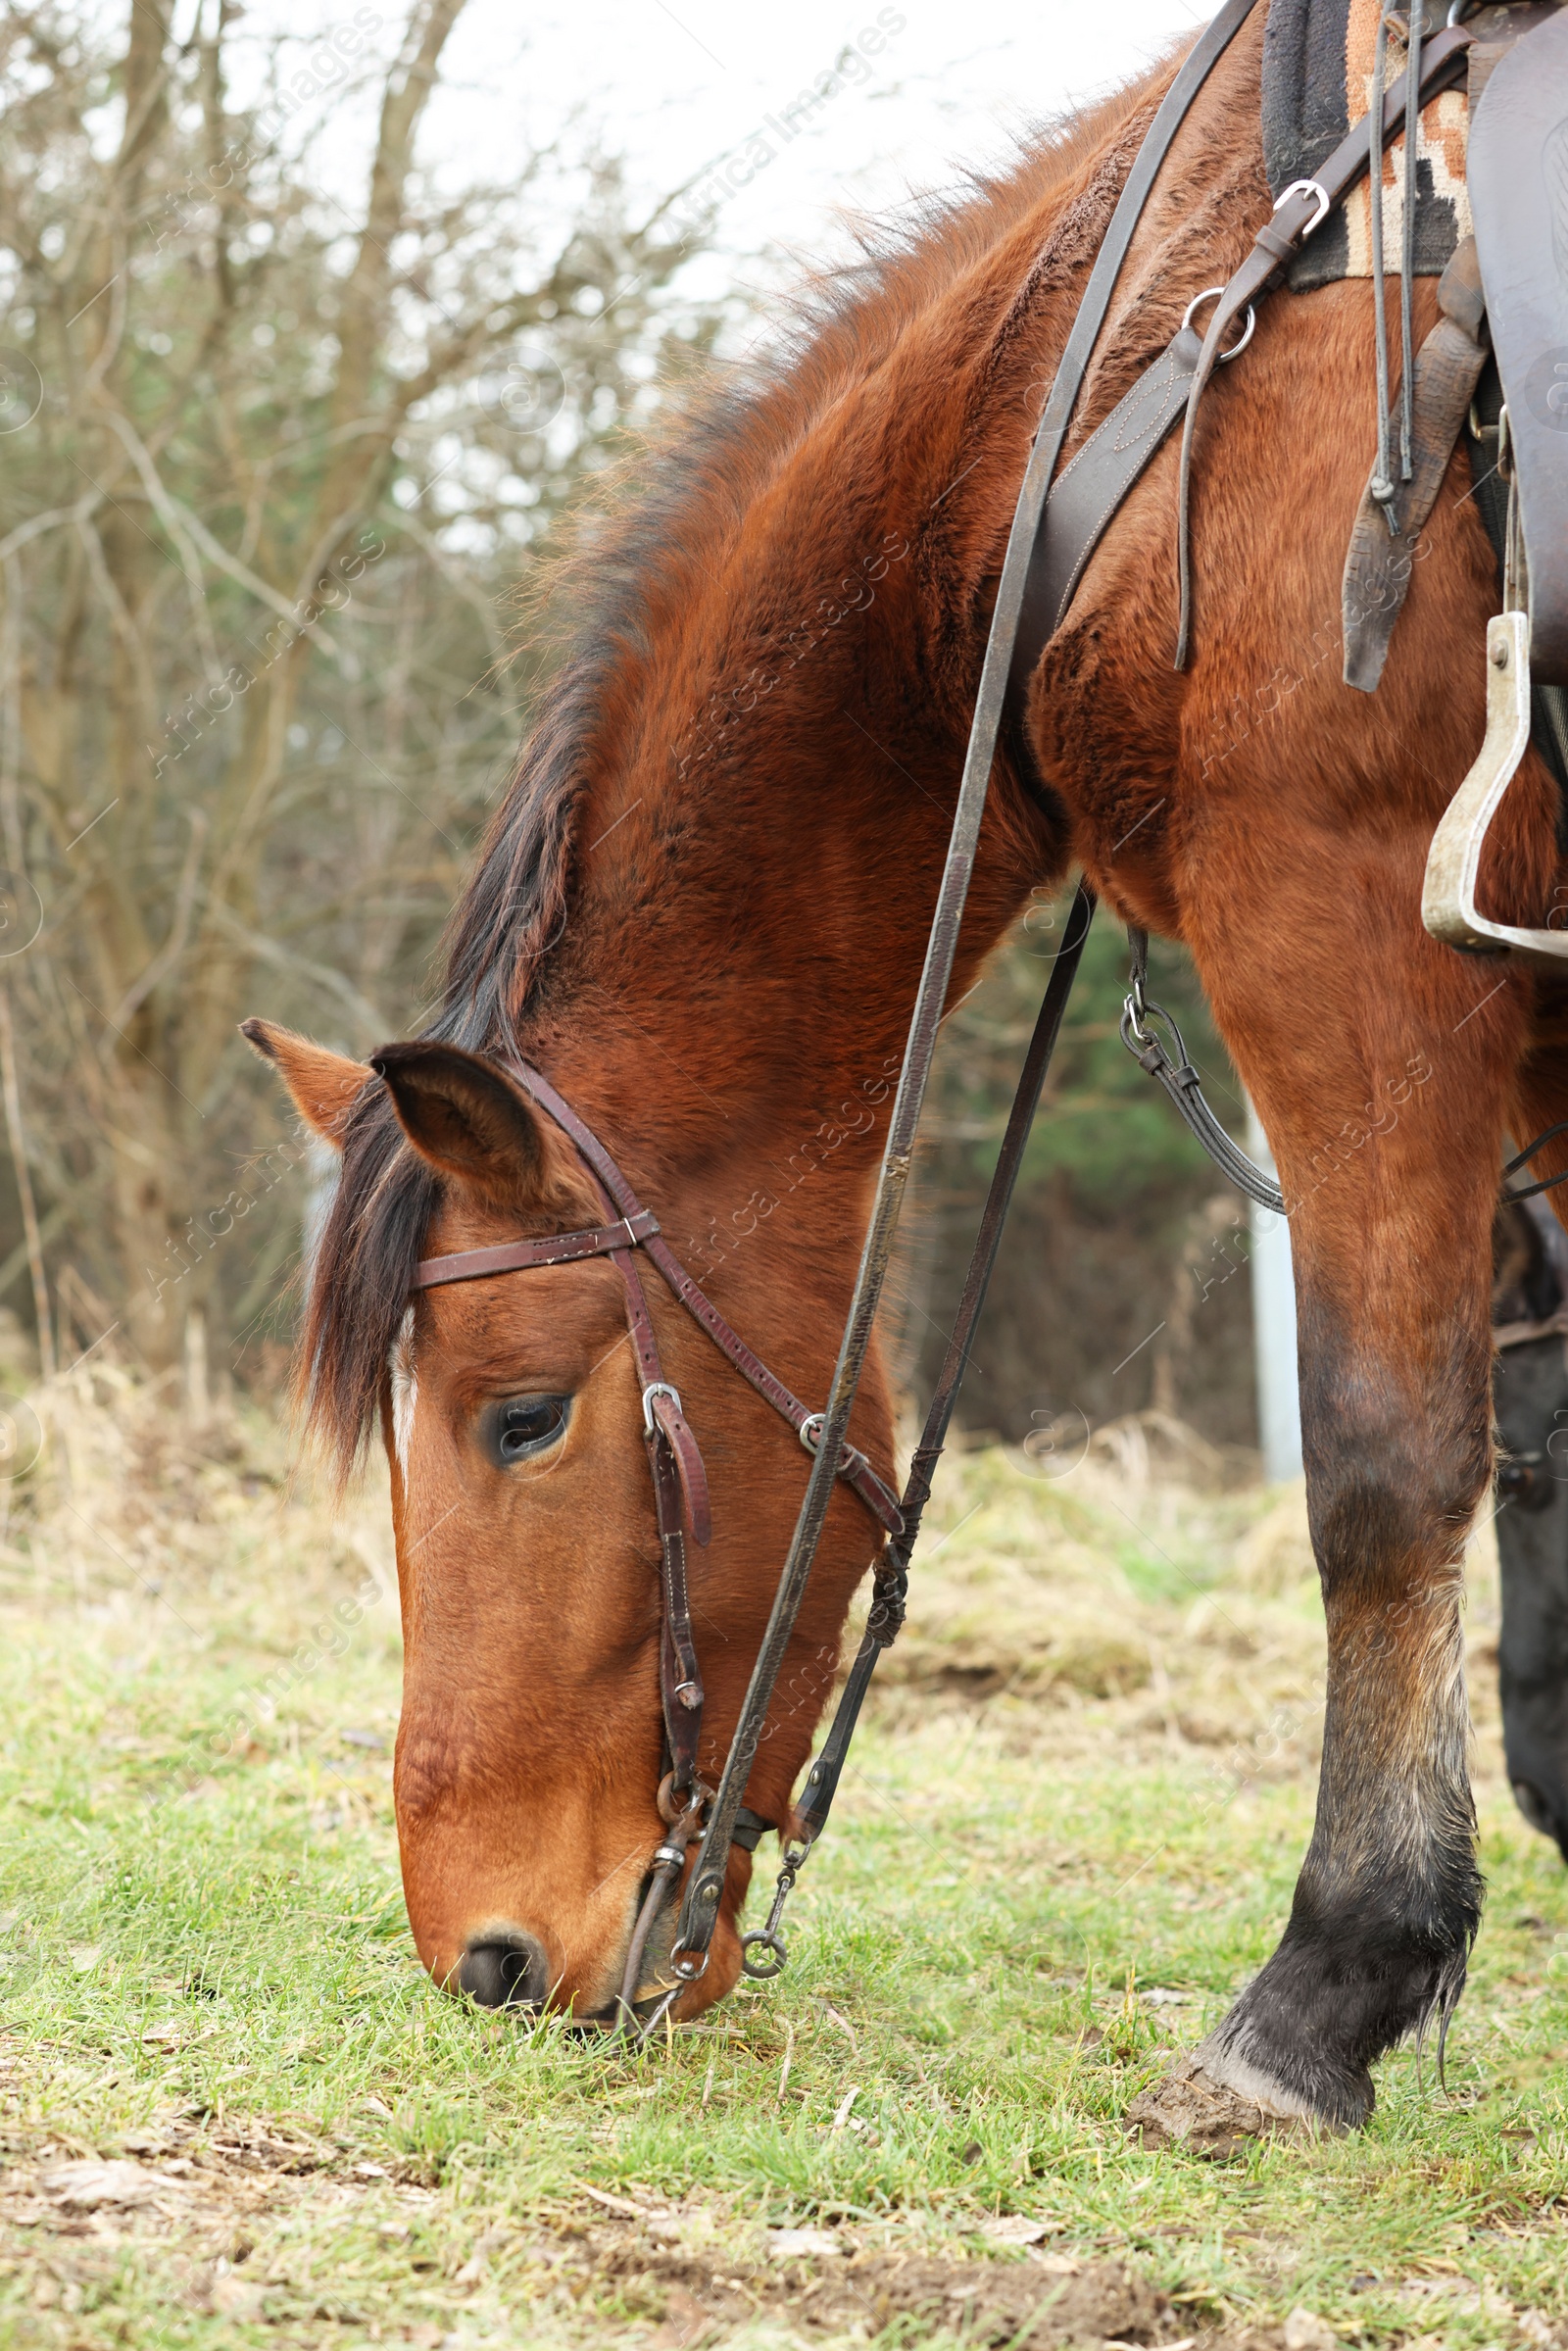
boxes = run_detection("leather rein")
[392,5,1507,2032]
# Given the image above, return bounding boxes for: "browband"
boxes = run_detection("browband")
[413,1210,661,1290]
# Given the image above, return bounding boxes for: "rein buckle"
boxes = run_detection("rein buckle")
[641,1380,683,1439]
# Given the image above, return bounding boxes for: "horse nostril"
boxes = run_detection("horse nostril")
[458,1934,551,2009]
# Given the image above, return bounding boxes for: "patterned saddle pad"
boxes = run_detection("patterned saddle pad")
[1261,0,1473,287]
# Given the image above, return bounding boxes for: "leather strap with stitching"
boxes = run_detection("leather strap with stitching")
[1008,24,1474,700]
[576,1161,710,1783]
[1172,22,1473,665]
[413,1211,660,1289]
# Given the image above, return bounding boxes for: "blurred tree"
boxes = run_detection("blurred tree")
[0,0,721,1375]
[903,904,1259,1449]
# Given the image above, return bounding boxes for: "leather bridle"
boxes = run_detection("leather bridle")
[399,1052,905,2016]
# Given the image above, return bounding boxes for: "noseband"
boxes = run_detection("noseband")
[405,1056,904,1826]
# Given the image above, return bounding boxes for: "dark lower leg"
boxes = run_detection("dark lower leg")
[1500,1046,1568,1857]
[1187,1304,1489,2125]
[1494,1335,1568,1859]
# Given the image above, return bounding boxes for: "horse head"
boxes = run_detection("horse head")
[244,1018,902,2022]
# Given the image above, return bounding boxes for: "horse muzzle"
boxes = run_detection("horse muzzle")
[455,1929,553,2009]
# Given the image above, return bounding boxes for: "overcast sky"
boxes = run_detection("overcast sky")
[237,0,1205,296]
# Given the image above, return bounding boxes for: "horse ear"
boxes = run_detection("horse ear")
[240,1018,369,1146]
[368,1041,545,1202]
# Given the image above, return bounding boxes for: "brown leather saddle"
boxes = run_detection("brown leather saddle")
[1471,3,1568,686]
[1423,4,1568,958]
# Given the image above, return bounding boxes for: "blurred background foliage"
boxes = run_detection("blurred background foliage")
[0,0,1256,1445]
[904,913,1256,1449]
[0,0,729,1383]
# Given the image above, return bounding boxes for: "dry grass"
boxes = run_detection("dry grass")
[0,1362,1563,2351]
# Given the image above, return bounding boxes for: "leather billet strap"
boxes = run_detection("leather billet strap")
[1010,325,1205,683]
[412,1210,659,1289]
[1004,0,1265,705]
[1172,22,1473,665]
[1007,23,1475,701]
[1342,236,1491,694]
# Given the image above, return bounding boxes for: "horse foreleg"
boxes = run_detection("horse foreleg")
[1127,889,1527,2142]
[1494,1013,1568,1857]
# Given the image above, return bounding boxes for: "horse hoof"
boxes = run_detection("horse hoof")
[1124,2054,1336,2159]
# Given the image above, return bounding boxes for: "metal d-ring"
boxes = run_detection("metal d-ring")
[798,1411,825,1455]
[1181,284,1255,362]
[739,1927,790,1981]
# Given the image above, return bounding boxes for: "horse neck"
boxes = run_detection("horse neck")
[520,552,1035,1210]
[507,90,1162,1192]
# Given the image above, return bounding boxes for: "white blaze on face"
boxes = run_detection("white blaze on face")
[390,1306,417,1477]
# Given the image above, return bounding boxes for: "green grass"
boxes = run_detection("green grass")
[3,1379,1568,2347]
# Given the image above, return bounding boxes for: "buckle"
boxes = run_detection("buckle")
[1273,177,1330,239]
[642,1380,681,1438]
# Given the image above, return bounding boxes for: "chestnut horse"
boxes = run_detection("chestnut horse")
[247,10,1568,2135]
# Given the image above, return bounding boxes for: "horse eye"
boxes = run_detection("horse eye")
[486,1395,570,1468]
